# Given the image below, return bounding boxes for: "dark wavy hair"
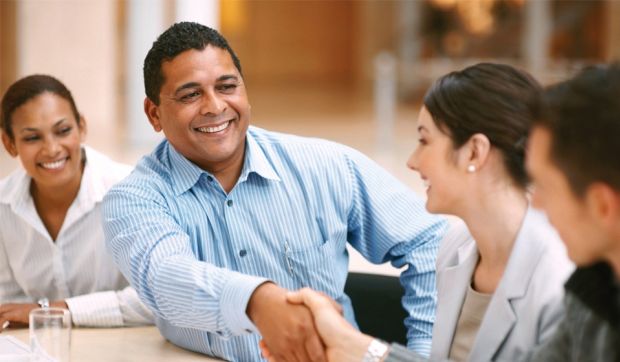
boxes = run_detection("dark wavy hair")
[1,74,80,140]
[423,63,543,189]
[143,22,242,105]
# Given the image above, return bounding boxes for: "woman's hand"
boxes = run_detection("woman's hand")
[260,288,374,362]
[0,300,69,331]
[0,303,38,330]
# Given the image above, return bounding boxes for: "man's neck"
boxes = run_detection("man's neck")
[213,166,243,194]
[606,249,620,282]
[207,146,246,194]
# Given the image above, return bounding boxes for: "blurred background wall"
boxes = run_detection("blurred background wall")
[1,0,619,273]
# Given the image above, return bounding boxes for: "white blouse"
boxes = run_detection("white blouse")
[0,146,153,327]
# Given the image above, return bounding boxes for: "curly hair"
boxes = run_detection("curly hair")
[143,22,243,105]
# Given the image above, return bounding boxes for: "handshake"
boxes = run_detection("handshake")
[248,283,378,362]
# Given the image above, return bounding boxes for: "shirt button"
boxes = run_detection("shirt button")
[239,249,247,257]
[226,199,233,207]
[207,176,213,182]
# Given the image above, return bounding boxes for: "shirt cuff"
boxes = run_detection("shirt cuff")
[407,338,432,359]
[65,291,124,327]
[386,343,427,362]
[220,273,270,335]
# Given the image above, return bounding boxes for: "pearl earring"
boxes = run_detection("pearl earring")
[467,164,476,173]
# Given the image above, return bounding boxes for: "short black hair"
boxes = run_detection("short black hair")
[1,74,80,140]
[143,22,242,105]
[533,64,620,196]
[424,63,543,189]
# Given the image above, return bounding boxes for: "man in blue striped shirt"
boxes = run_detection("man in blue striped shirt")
[102,22,446,362]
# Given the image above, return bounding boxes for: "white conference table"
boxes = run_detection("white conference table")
[6,326,221,361]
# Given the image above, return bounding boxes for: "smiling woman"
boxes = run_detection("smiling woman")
[280,63,575,362]
[0,74,154,330]
[3,92,86,238]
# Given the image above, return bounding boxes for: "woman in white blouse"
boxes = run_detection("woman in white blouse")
[0,74,153,329]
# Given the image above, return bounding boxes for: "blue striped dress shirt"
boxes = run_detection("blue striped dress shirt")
[103,126,447,361]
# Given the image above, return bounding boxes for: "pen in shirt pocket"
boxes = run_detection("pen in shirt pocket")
[284,241,294,276]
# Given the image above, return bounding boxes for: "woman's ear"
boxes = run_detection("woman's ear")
[459,133,491,172]
[78,115,88,140]
[1,131,17,157]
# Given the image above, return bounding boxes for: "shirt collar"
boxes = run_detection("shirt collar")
[0,146,103,239]
[239,129,281,183]
[0,167,30,207]
[80,146,111,204]
[167,130,281,196]
[0,146,104,207]
[168,142,206,196]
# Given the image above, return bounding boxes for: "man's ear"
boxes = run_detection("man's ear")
[458,133,491,172]
[144,97,163,132]
[585,182,620,231]
[1,131,17,157]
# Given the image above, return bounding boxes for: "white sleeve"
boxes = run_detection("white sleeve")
[65,287,154,327]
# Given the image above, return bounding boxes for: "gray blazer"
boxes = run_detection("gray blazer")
[430,208,574,361]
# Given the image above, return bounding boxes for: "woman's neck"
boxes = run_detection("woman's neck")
[458,184,528,292]
[30,172,83,240]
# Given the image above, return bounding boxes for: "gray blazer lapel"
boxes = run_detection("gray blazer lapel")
[469,288,517,361]
[431,240,478,359]
[468,208,544,361]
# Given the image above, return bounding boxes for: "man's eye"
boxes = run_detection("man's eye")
[218,84,237,92]
[180,91,200,101]
[58,127,72,135]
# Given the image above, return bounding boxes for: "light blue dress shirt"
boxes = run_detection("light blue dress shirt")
[103,126,446,361]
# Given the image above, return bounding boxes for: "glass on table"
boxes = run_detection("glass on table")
[29,307,71,362]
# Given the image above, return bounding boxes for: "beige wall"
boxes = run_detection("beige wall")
[221,0,357,85]
[355,1,397,86]
[16,0,119,158]
[0,0,17,94]
[607,0,620,61]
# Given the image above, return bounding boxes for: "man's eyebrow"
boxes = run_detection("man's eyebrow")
[174,82,201,95]
[217,75,239,82]
[173,75,239,95]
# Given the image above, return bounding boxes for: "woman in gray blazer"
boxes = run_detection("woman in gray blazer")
[420,63,574,361]
[264,63,574,362]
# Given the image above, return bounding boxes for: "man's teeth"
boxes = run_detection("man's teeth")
[41,159,66,169]
[197,121,230,133]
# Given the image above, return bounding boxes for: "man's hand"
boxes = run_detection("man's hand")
[247,282,326,362]
[285,288,375,362]
[0,300,69,332]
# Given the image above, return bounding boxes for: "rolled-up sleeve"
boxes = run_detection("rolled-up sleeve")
[102,181,268,337]
[343,147,447,357]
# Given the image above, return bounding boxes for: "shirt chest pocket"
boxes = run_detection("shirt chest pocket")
[279,218,346,296]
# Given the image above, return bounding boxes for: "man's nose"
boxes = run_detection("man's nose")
[199,91,226,116]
